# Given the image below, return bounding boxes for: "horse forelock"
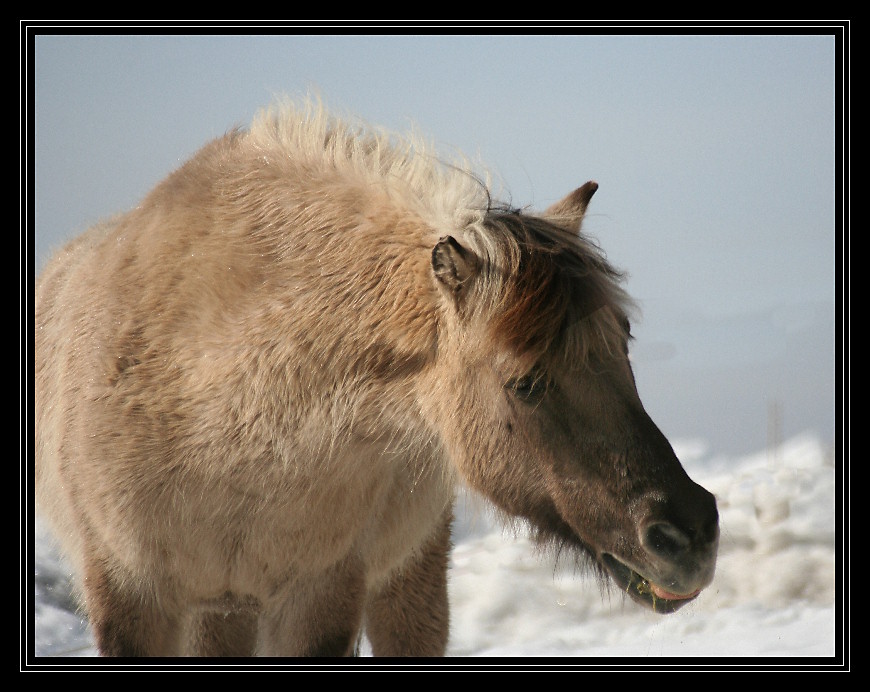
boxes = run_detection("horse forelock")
[472,210,635,373]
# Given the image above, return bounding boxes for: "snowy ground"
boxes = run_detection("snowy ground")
[28,432,841,668]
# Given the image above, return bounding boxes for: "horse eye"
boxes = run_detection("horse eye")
[506,372,550,403]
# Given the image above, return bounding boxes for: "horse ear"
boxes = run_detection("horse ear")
[432,235,479,304]
[542,180,599,232]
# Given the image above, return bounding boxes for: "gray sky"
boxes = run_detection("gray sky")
[29,29,842,457]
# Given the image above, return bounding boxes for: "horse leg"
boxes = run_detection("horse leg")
[256,559,366,657]
[81,555,182,657]
[364,506,453,657]
[184,611,258,657]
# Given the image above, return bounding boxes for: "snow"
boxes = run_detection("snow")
[28,432,841,668]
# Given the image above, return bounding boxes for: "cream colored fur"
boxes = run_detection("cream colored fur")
[35,98,718,657]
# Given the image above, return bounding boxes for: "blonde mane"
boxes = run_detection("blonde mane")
[247,97,492,235]
[246,98,634,374]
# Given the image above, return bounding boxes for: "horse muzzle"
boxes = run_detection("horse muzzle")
[602,485,720,613]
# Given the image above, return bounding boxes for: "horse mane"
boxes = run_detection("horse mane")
[464,209,636,375]
[247,97,635,374]
[247,96,492,232]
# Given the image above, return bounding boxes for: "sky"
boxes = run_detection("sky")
[31,431,841,666]
[27,28,843,458]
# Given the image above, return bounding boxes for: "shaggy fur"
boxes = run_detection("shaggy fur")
[35,98,718,657]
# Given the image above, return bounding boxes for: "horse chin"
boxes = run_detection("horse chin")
[600,554,700,614]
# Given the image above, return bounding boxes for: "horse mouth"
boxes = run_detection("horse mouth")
[601,554,701,614]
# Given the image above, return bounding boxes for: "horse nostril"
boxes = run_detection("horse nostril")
[642,522,692,559]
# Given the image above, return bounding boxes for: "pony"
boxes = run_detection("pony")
[34,98,719,657]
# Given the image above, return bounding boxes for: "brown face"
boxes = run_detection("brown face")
[540,334,718,613]
[438,311,719,614]
[429,183,718,613]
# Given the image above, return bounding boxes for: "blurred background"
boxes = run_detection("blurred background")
[30,29,842,459]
